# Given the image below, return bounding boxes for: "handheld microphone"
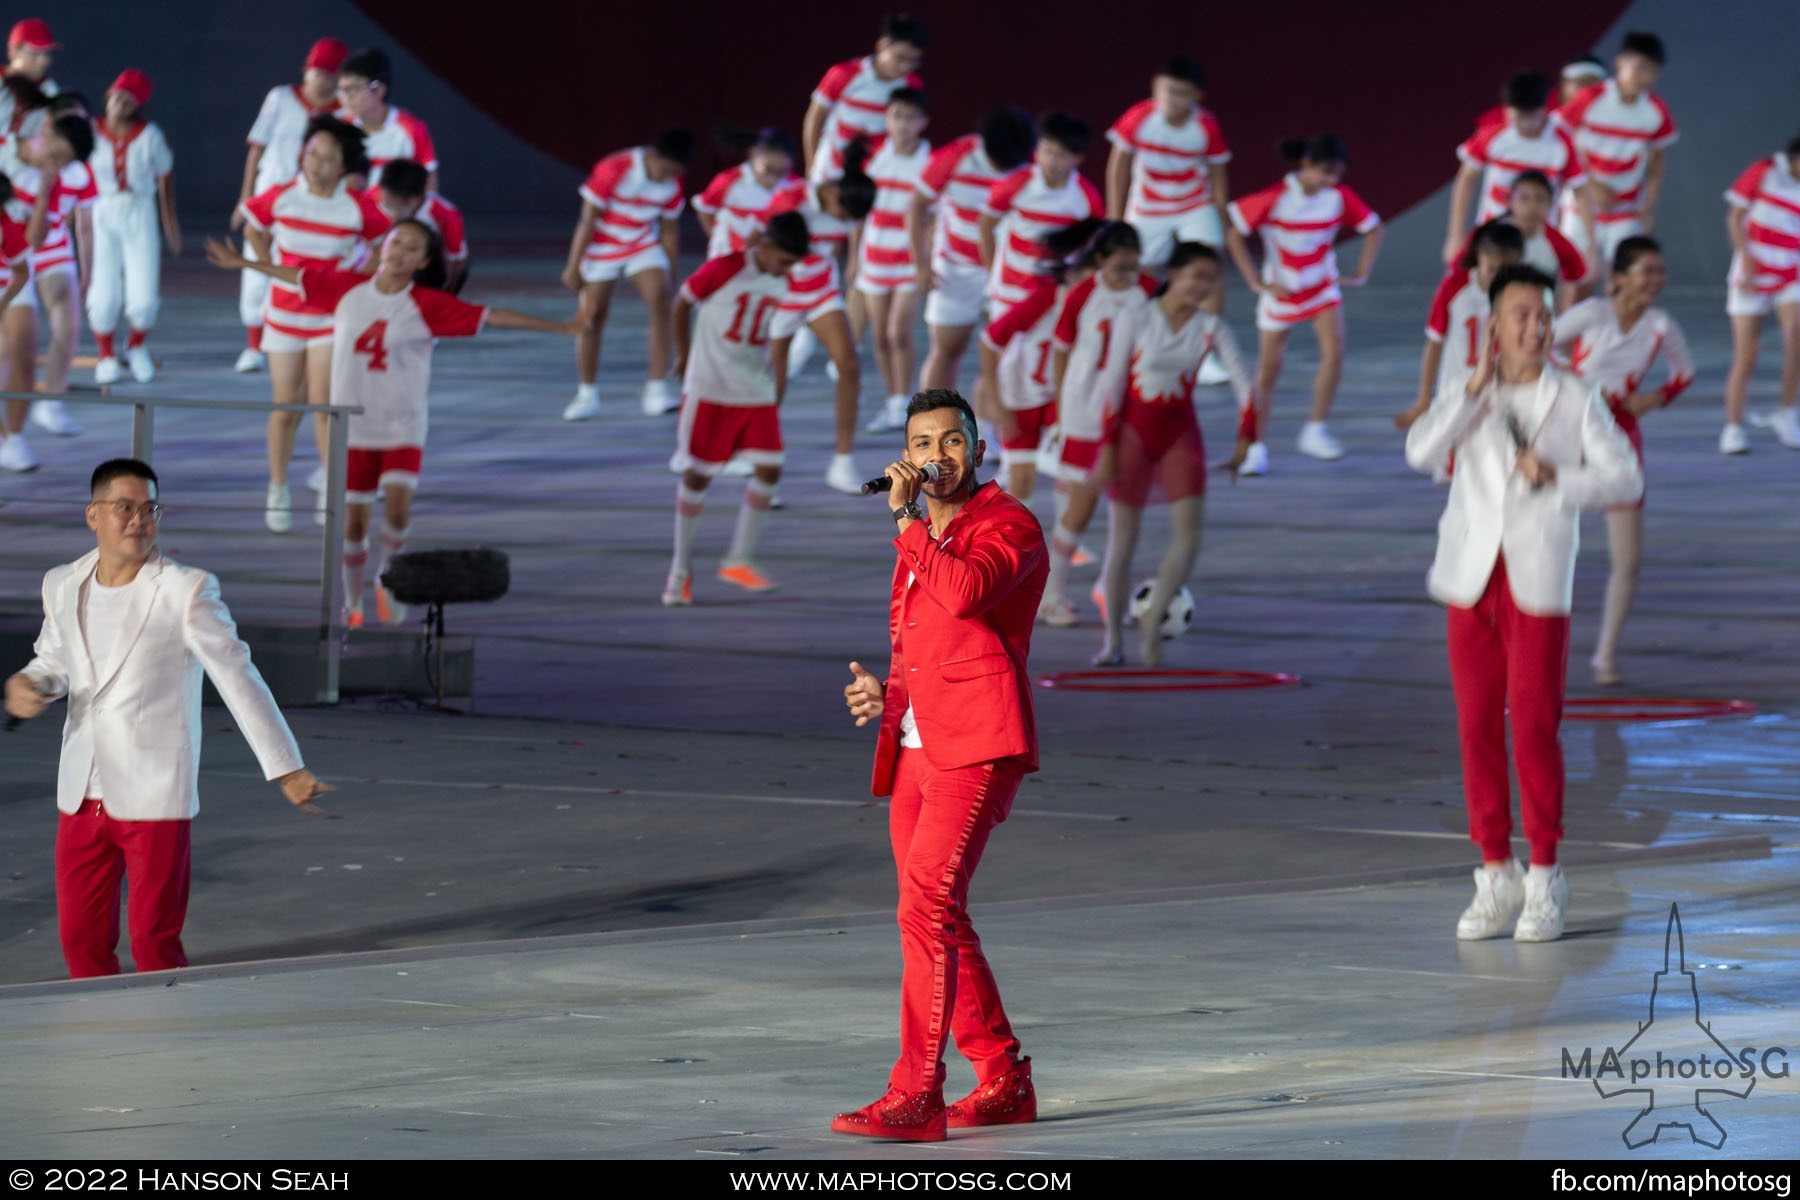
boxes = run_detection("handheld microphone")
[1504,412,1546,491]
[862,461,941,495]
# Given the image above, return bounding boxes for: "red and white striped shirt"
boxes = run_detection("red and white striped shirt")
[580,147,685,265]
[1054,272,1158,439]
[1425,268,1491,394]
[762,179,856,328]
[247,84,338,193]
[240,178,391,336]
[1228,174,1381,323]
[89,119,174,199]
[808,55,922,183]
[982,165,1104,312]
[858,135,930,289]
[680,252,792,406]
[1456,121,1583,222]
[0,197,32,289]
[1552,297,1693,437]
[1725,155,1800,296]
[916,133,1005,274]
[1106,99,1231,219]
[1554,81,1677,223]
[354,106,438,187]
[407,191,468,262]
[0,145,95,275]
[694,162,797,258]
[1451,219,1588,283]
[982,278,1064,411]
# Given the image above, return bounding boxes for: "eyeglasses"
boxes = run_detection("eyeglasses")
[92,499,163,522]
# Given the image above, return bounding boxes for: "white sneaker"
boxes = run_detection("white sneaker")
[314,485,328,527]
[0,432,39,472]
[306,464,326,492]
[641,378,679,415]
[661,571,693,607]
[825,453,864,495]
[788,326,819,376]
[1719,423,1750,455]
[265,483,292,534]
[1239,441,1269,476]
[30,399,80,436]
[563,387,601,421]
[235,347,266,373]
[1196,354,1231,386]
[95,356,123,385]
[1037,595,1079,627]
[1773,407,1800,450]
[864,394,909,433]
[1455,860,1525,941]
[1296,421,1345,461]
[1514,865,1570,942]
[128,344,156,383]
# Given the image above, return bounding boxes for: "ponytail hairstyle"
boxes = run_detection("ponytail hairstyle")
[1461,219,1524,272]
[303,114,371,178]
[50,112,94,164]
[48,90,89,120]
[1079,220,1142,269]
[1279,132,1349,167]
[1040,216,1108,282]
[1153,240,1221,296]
[834,139,878,220]
[1610,234,1661,285]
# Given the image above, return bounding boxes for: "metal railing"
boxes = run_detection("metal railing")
[2,390,361,704]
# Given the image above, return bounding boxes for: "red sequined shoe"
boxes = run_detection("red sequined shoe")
[829,1087,947,1142]
[946,1057,1036,1128]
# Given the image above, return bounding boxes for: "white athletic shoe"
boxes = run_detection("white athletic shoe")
[235,347,266,373]
[0,432,39,472]
[1238,441,1269,477]
[1719,423,1750,455]
[1773,407,1800,450]
[1196,354,1231,386]
[30,400,80,436]
[788,326,819,376]
[661,571,693,607]
[563,387,601,421]
[315,485,328,527]
[1296,421,1346,461]
[1037,595,1079,627]
[306,464,327,492]
[1514,865,1570,943]
[94,356,123,386]
[825,453,864,496]
[264,483,292,534]
[641,378,680,415]
[864,394,909,433]
[128,345,156,383]
[1456,860,1525,941]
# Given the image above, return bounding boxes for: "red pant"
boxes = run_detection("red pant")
[1446,558,1570,866]
[55,799,192,978]
[887,748,1025,1093]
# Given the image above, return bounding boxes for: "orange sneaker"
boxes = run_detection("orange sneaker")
[661,572,693,606]
[344,604,365,630]
[374,585,408,626]
[1071,543,1096,567]
[717,562,777,592]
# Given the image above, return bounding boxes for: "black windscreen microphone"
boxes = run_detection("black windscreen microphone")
[862,462,941,495]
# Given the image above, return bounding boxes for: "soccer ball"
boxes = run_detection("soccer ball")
[1128,582,1195,639]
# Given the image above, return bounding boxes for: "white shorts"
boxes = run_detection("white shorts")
[580,243,670,284]
[1131,207,1224,268]
[923,263,987,328]
[1560,207,1640,274]
[14,260,75,311]
[261,320,334,354]
[1726,252,1800,317]
[854,271,917,298]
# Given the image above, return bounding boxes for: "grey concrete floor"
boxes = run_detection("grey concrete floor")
[0,244,1795,1160]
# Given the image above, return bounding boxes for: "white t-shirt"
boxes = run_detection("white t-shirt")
[79,575,139,799]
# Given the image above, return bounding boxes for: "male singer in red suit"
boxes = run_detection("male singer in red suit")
[834,388,1047,1142]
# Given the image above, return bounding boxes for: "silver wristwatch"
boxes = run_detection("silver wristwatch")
[892,500,925,523]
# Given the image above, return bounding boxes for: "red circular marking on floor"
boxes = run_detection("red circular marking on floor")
[1037,669,1302,693]
[1564,697,1758,722]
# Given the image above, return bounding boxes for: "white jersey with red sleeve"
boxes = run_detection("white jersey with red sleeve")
[1457,122,1584,221]
[1054,272,1158,439]
[356,106,438,187]
[88,119,175,199]
[0,197,32,289]
[808,56,923,183]
[1228,174,1381,328]
[694,163,794,258]
[413,191,469,261]
[1424,268,1491,393]
[982,166,1104,312]
[247,84,337,192]
[580,147,685,269]
[1554,81,1677,223]
[1526,224,1588,283]
[1121,306,1255,428]
[1552,297,1694,409]
[300,266,487,449]
[1724,155,1800,298]
[1106,100,1231,219]
[763,179,856,337]
[858,135,930,290]
[680,252,791,406]
[916,133,1003,275]
[981,279,1063,412]
[240,179,392,336]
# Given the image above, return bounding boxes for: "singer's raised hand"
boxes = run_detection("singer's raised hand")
[844,661,885,727]
[884,459,927,511]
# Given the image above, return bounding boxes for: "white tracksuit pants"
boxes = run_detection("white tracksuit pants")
[84,193,161,334]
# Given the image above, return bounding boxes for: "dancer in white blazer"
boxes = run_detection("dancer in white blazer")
[1404,264,1641,943]
[4,459,331,978]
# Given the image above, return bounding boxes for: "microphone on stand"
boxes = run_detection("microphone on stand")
[862,461,941,495]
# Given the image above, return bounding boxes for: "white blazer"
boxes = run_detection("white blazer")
[1404,365,1643,615]
[18,549,304,820]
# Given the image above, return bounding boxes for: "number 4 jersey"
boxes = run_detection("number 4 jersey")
[679,251,793,405]
[299,267,488,448]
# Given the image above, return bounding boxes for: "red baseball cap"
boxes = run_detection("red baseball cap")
[8,18,58,51]
[109,69,153,108]
[305,37,349,73]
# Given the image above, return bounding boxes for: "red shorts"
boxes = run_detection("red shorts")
[999,401,1056,454]
[346,445,423,503]
[1108,400,1206,507]
[676,399,784,474]
[1057,435,1107,484]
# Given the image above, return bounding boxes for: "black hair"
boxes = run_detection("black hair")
[1510,168,1554,197]
[390,217,446,290]
[91,458,159,497]
[1037,111,1091,156]
[763,210,811,258]
[1486,262,1556,308]
[652,127,695,167]
[51,112,93,163]
[1041,216,1108,282]
[378,158,429,199]
[48,90,88,119]
[1565,53,1607,76]
[1159,56,1206,90]
[905,388,980,471]
[978,105,1035,171]
[1785,132,1800,160]
[882,13,928,49]
[752,127,796,159]
[1620,31,1666,65]
[888,86,927,114]
[1611,234,1661,277]
[1502,69,1550,111]
[1081,219,1142,267]
[303,114,371,177]
[340,48,391,88]
[1461,219,1525,271]
[0,173,12,206]
[1,73,45,115]
[833,140,877,220]
[1279,133,1348,166]
[1152,242,1221,296]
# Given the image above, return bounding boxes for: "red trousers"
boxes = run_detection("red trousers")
[1446,558,1570,867]
[55,799,192,978]
[887,748,1025,1093]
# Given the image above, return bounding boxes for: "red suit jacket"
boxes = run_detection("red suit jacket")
[871,481,1048,808]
